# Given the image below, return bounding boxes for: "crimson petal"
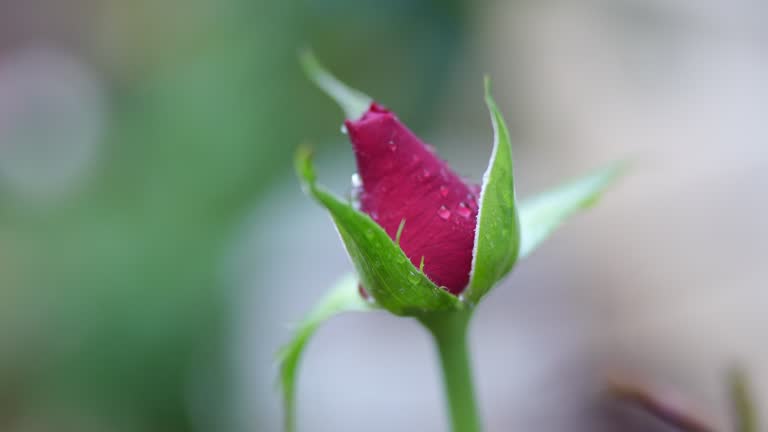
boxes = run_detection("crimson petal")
[345,103,479,294]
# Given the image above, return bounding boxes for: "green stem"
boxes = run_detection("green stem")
[421,310,482,432]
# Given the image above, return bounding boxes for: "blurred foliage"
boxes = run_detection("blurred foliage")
[0,0,468,431]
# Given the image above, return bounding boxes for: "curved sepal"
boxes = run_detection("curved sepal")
[294,147,463,316]
[464,78,521,305]
[518,162,625,259]
[277,273,374,432]
[299,49,371,120]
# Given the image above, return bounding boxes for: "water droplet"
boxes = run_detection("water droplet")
[340,124,348,134]
[421,169,433,180]
[467,196,478,210]
[387,140,397,152]
[439,185,449,198]
[351,173,362,188]
[437,206,451,220]
[502,188,513,204]
[456,203,472,218]
[370,211,379,221]
[365,229,374,239]
[407,271,420,283]
[439,167,449,180]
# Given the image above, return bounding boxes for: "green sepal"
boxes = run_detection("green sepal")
[294,147,463,316]
[517,162,625,259]
[277,273,374,432]
[299,49,371,120]
[464,78,521,305]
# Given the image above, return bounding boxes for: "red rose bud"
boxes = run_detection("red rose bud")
[345,103,479,295]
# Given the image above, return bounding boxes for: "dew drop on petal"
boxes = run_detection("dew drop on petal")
[388,140,397,152]
[439,185,449,198]
[437,206,451,220]
[456,202,472,218]
[439,167,449,180]
[351,173,362,188]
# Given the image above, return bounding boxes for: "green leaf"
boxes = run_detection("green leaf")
[517,162,625,259]
[295,146,463,316]
[299,49,372,120]
[277,273,374,432]
[464,78,521,304]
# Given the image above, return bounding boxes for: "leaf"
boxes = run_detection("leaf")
[299,49,372,120]
[294,146,463,316]
[464,78,521,304]
[277,273,374,432]
[517,162,625,259]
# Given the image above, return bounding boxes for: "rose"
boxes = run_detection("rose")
[280,51,623,432]
[345,102,479,294]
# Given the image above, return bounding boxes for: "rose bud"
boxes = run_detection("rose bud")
[345,103,479,295]
[281,54,624,432]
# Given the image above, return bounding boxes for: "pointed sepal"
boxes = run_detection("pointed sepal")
[464,78,521,305]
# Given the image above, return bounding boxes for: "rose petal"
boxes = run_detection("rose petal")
[345,103,479,294]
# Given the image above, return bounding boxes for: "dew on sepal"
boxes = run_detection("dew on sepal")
[407,271,420,284]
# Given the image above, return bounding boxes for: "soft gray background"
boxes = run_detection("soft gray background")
[245,1,767,431]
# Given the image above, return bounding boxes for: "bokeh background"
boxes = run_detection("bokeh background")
[0,0,766,431]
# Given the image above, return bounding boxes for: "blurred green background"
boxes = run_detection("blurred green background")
[0,0,470,431]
